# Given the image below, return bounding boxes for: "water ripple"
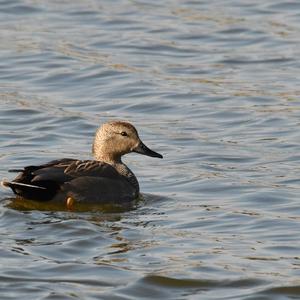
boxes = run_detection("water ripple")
[0,0,300,299]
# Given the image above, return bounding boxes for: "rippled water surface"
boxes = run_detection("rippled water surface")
[1,0,300,299]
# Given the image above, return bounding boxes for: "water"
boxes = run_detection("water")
[0,0,300,299]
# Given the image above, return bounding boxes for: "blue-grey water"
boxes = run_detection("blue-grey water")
[1,0,300,299]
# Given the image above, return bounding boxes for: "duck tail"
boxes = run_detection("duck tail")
[1,180,46,191]
[8,169,24,173]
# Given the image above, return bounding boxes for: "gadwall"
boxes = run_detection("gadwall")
[2,121,163,207]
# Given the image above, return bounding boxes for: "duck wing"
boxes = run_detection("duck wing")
[4,158,120,201]
[3,158,75,201]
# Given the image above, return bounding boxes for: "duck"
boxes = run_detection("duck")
[1,121,163,207]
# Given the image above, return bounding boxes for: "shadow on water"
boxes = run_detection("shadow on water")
[3,197,138,213]
[2,192,170,213]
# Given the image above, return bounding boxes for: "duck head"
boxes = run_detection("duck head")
[92,121,163,163]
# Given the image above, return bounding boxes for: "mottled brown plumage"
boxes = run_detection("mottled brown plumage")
[2,121,163,204]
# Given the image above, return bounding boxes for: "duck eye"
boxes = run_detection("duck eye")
[120,131,128,137]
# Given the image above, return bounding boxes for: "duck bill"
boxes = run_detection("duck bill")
[133,142,163,158]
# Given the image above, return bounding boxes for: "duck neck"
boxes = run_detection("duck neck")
[93,138,140,194]
[94,152,140,194]
[113,160,140,195]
